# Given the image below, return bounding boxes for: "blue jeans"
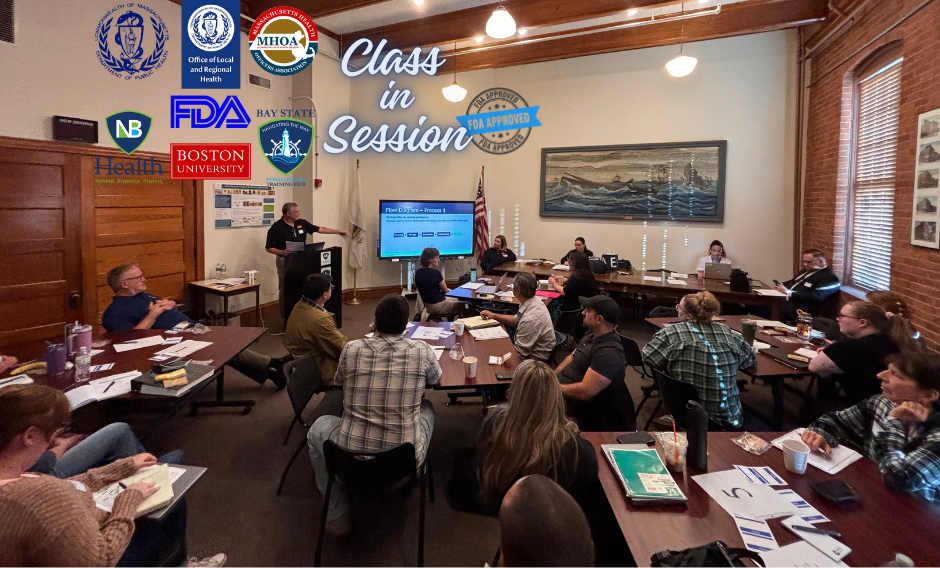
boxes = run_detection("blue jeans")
[51,423,184,478]
[307,400,435,521]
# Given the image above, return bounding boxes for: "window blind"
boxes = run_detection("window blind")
[849,57,902,291]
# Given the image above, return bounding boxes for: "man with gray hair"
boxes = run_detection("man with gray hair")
[480,272,556,362]
[265,202,349,319]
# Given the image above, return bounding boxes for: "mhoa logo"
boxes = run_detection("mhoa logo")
[258,119,313,175]
[96,4,168,79]
[248,7,317,76]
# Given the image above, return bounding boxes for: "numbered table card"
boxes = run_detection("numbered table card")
[776,489,830,524]
[733,515,779,553]
[734,465,787,485]
[692,469,799,520]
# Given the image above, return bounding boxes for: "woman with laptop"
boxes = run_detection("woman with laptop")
[696,240,733,279]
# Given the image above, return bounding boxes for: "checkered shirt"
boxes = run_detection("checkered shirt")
[808,395,940,502]
[334,333,442,464]
[642,321,756,427]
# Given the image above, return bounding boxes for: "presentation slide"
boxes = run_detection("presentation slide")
[379,201,475,259]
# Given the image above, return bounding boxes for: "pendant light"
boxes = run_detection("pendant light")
[486,1,516,39]
[665,3,698,77]
[442,43,468,102]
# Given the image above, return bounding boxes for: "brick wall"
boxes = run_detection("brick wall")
[803,0,940,349]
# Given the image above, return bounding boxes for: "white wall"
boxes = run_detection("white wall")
[0,0,354,312]
[331,30,798,288]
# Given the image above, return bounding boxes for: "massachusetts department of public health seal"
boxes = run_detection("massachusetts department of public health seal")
[95,4,168,80]
[461,88,539,155]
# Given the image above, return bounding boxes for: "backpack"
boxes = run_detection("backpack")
[589,258,609,274]
[729,269,750,293]
[651,541,765,567]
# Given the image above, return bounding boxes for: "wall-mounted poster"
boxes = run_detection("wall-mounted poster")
[214,183,276,228]
[913,108,940,248]
[539,140,727,222]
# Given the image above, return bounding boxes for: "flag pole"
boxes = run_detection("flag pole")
[346,159,362,305]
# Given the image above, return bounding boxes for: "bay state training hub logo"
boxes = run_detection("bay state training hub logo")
[187,5,233,52]
[259,119,312,175]
[106,111,152,154]
[96,5,168,79]
[456,88,541,155]
[248,7,317,76]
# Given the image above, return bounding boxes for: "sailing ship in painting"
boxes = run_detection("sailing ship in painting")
[541,142,725,221]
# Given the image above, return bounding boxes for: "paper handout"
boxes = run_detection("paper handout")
[759,541,848,567]
[153,340,212,358]
[771,429,862,475]
[113,336,164,352]
[733,514,779,553]
[692,469,799,520]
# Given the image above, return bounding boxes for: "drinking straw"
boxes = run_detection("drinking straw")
[672,420,678,443]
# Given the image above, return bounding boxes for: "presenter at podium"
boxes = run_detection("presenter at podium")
[265,202,348,318]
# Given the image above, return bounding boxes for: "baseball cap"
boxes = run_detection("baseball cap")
[579,295,620,324]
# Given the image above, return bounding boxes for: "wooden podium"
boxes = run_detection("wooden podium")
[283,245,343,328]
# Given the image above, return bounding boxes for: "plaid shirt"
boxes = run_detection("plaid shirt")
[642,321,756,427]
[808,396,940,502]
[334,334,442,464]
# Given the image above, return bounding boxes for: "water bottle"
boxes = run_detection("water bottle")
[470,268,477,281]
[74,346,91,383]
[221,264,227,279]
[215,263,222,279]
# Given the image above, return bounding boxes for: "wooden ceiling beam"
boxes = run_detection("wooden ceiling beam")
[165,0,339,40]
[434,0,827,75]
[341,0,689,53]
[246,0,394,19]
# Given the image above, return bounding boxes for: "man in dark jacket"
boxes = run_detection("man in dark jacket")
[775,248,841,320]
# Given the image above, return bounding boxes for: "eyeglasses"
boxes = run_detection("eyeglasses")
[122,275,145,282]
[836,314,861,320]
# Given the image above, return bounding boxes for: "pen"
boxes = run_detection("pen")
[792,525,841,538]
[102,381,115,393]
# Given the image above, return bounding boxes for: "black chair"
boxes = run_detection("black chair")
[555,307,584,337]
[813,317,844,342]
[315,441,433,566]
[277,354,326,495]
[616,328,661,430]
[649,306,678,319]
[649,366,702,429]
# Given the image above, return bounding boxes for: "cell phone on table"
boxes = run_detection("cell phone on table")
[495,371,514,381]
[617,432,655,445]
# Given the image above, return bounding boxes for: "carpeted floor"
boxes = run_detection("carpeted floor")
[132,297,808,567]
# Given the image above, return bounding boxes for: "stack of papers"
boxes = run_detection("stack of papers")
[771,429,862,474]
[93,464,179,516]
[153,340,213,358]
[552,264,570,271]
[760,541,848,567]
[671,273,690,279]
[667,279,687,285]
[0,374,34,389]
[643,276,663,282]
[65,371,142,409]
[460,282,485,290]
[601,445,687,504]
[755,289,788,297]
[114,336,164,352]
[468,326,510,340]
[456,316,500,330]
[795,347,819,359]
[411,327,449,341]
[692,469,798,519]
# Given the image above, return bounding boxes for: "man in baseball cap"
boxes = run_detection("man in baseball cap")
[554,295,636,431]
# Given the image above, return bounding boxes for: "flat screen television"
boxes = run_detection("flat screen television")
[377,200,475,260]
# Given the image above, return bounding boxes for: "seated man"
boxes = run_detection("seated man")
[802,352,940,502]
[102,264,285,388]
[560,237,594,265]
[775,248,841,320]
[498,475,594,567]
[480,273,555,362]
[284,273,349,383]
[307,294,441,535]
[555,295,635,431]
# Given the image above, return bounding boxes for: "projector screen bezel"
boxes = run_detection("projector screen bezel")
[377,199,476,261]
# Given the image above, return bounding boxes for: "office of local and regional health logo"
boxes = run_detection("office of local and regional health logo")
[106,111,152,154]
[187,4,233,51]
[456,88,541,155]
[258,119,313,176]
[248,7,318,76]
[96,4,168,80]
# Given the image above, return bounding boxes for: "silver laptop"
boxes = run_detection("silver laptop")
[537,279,553,291]
[704,263,733,280]
[285,241,305,252]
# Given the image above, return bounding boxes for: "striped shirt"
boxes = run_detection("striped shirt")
[808,395,940,502]
[642,320,756,427]
[334,334,442,464]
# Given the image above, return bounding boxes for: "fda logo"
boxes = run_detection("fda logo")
[106,111,152,154]
[171,95,251,128]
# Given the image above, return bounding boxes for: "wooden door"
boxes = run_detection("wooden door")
[0,148,84,347]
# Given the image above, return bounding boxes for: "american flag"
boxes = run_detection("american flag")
[474,177,489,263]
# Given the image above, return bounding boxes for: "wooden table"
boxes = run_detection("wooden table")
[583,431,940,567]
[446,274,554,307]
[189,280,261,326]
[647,315,814,430]
[491,262,787,319]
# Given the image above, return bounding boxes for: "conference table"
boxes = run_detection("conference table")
[582,431,940,567]
[445,274,555,307]
[491,261,788,319]
[647,315,815,430]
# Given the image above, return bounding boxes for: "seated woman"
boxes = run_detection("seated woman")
[696,240,732,278]
[415,247,467,318]
[802,352,940,502]
[866,290,926,350]
[642,291,756,429]
[809,301,919,404]
[548,251,598,337]
[0,384,224,567]
[480,234,517,275]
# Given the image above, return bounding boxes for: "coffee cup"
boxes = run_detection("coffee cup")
[782,439,810,474]
[463,356,477,378]
[662,436,688,473]
[454,321,465,336]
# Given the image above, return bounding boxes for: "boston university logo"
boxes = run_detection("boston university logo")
[258,119,312,174]
[96,4,168,79]
[106,111,152,154]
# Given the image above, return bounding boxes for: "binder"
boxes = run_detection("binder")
[601,445,687,504]
[132,363,216,397]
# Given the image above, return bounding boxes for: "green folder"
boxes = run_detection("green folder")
[603,446,687,504]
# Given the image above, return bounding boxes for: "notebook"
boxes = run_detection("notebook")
[602,445,687,504]
[123,464,174,516]
[132,363,216,397]
[456,315,501,330]
[761,347,810,369]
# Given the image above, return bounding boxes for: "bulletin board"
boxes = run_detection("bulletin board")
[214,184,276,228]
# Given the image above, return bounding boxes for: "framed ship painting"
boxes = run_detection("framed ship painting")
[539,140,727,222]
[912,108,940,249]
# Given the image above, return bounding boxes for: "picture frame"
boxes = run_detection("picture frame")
[913,108,940,248]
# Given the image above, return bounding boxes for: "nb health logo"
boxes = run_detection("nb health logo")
[258,119,312,175]
[171,95,251,128]
[106,111,152,154]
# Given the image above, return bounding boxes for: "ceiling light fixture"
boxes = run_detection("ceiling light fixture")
[413,0,424,4]
[627,8,638,15]
[486,2,516,39]
[475,36,483,43]
[442,42,468,103]
[665,3,698,77]
[518,28,527,35]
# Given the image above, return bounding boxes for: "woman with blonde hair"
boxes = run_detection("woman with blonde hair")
[642,291,756,429]
[480,234,517,274]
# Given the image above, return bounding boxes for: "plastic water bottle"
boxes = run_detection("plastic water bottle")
[215,263,222,279]
[221,264,227,279]
[74,347,91,383]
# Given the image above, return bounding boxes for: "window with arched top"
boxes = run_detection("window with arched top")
[845,44,903,291]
